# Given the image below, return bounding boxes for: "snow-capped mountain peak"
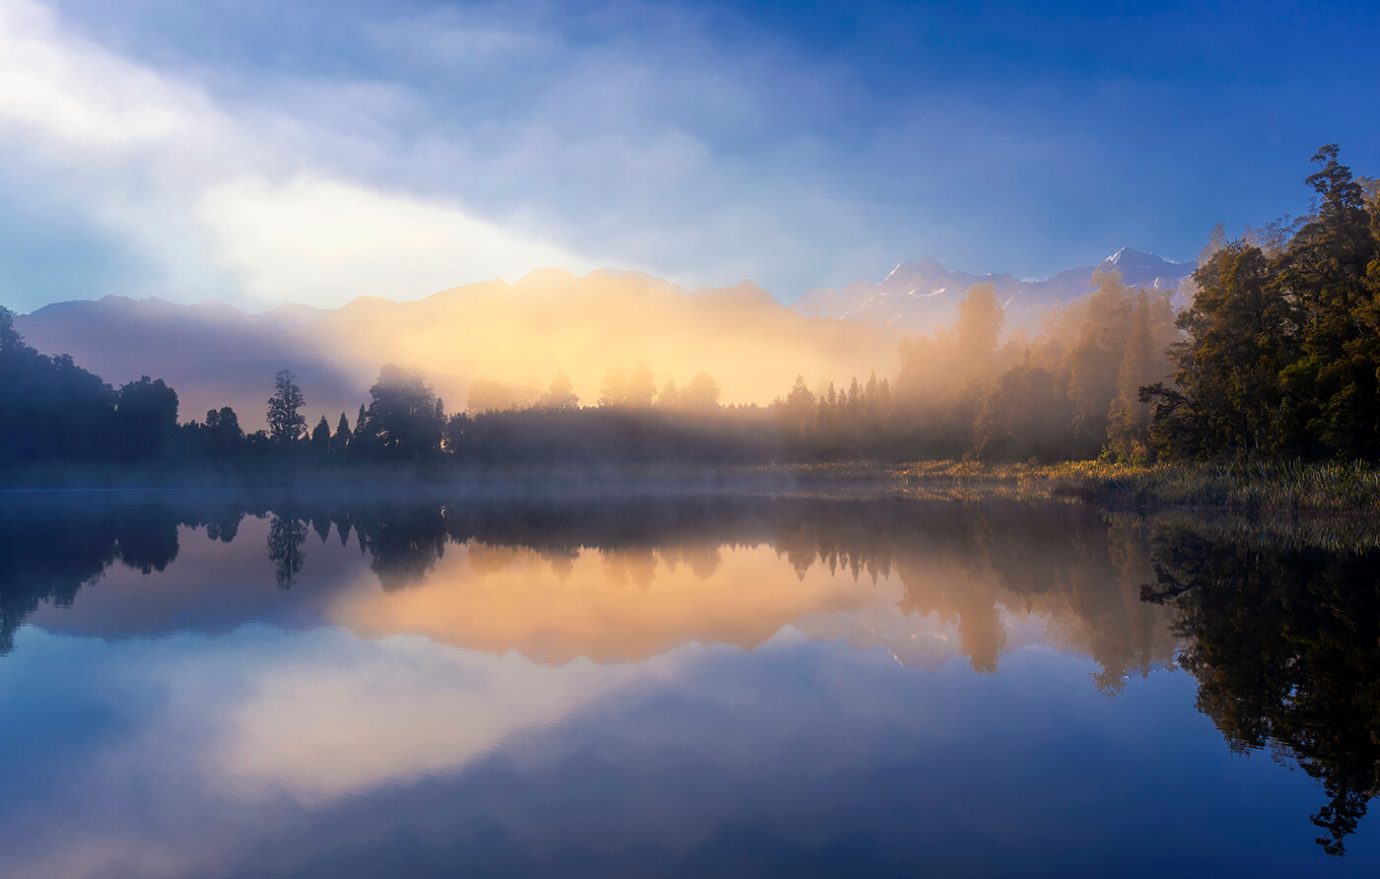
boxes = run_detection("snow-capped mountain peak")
[796,246,1196,334]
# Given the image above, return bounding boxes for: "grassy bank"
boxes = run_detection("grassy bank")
[896,459,1380,513]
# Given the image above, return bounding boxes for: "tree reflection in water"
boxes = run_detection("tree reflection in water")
[1145,522,1380,855]
[2,491,1378,852]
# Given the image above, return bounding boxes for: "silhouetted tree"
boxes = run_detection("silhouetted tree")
[113,376,179,461]
[0,306,19,354]
[333,412,352,454]
[443,412,472,456]
[310,415,331,456]
[355,365,445,458]
[266,369,307,445]
[201,406,246,457]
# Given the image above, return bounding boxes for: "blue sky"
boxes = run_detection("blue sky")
[1,0,1377,311]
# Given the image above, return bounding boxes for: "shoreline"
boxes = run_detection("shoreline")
[5,459,1379,514]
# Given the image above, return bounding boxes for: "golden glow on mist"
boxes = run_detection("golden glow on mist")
[313,269,900,410]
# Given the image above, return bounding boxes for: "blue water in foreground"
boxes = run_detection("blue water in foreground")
[1,491,1375,877]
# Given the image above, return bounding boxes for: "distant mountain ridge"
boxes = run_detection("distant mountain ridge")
[10,251,1193,427]
[795,247,1195,333]
[13,270,899,429]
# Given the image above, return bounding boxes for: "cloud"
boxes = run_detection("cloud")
[0,0,599,309]
[0,0,927,310]
[2,0,1260,311]
[197,175,591,305]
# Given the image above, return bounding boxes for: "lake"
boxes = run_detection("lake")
[2,488,1378,877]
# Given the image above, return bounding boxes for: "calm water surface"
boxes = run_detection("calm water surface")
[2,490,1378,877]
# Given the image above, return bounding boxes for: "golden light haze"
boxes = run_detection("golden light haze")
[301,268,902,413]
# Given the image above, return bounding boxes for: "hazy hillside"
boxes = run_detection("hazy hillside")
[16,297,364,428]
[15,270,901,428]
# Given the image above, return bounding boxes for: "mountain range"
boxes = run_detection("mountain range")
[795,247,1195,333]
[14,270,897,428]
[10,248,1194,427]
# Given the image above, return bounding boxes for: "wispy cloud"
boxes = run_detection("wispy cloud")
[6,0,1368,310]
[0,0,598,308]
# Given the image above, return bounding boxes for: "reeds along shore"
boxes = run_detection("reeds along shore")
[896,459,1380,515]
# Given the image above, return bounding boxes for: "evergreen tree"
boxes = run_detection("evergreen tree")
[310,415,331,455]
[1146,243,1290,457]
[349,404,371,456]
[333,412,352,454]
[266,369,307,445]
[778,374,816,441]
[1274,145,1380,458]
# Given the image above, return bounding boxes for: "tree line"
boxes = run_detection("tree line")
[1144,144,1380,461]
[767,144,1380,465]
[3,145,1377,468]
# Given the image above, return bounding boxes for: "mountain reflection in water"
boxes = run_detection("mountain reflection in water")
[1,490,1378,876]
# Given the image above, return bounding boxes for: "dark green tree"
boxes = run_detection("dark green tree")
[1274,144,1380,458]
[1145,243,1292,458]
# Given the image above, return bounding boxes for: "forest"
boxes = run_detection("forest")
[2,145,1378,473]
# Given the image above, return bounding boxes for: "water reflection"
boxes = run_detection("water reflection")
[3,493,1177,680]
[1145,521,1380,855]
[1,491,1378,871]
